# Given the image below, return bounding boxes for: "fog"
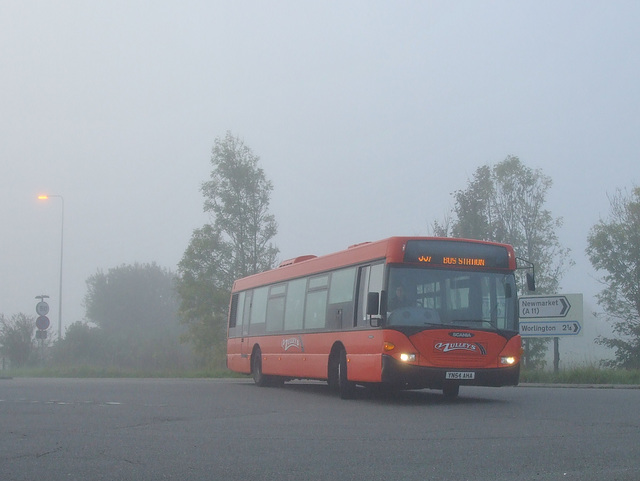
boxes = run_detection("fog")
[1,2,638,364]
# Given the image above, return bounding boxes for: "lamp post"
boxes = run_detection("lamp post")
[37,194,64,340]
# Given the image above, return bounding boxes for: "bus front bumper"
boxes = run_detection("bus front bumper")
[380,354,520,390]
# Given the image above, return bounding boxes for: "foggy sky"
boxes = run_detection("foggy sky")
[1,1,638,359]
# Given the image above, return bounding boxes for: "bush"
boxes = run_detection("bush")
[0,313,36,368]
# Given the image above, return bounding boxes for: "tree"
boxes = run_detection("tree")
[65,262,188,371]
[176,225,234,367]
[433,156,573,368]
[452,164,496,241]
[586,186,640,369]
[177,132,279,367]
[84,262,179,333]
[447,156,571,294]
[0,313,36,368]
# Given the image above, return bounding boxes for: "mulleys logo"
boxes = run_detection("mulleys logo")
[281,337,304,352]
[449,331,474,338]
[434,342,486,355]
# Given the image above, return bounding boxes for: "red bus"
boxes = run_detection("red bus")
[226,237,526,399]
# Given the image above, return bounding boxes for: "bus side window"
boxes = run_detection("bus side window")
[328,267,356,330]
[304,275,329,330]
[266,284,286,332]
[249,286,268,336]
[284,278,305,331]
[370,263,384,294]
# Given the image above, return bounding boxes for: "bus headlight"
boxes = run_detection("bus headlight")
[500,356,516,365]
[399,353,416,362]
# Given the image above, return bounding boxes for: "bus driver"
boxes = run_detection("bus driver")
[388,285,411,311]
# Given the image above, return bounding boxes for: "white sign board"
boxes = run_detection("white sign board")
[36,301,50,316]
[518,294,583,337]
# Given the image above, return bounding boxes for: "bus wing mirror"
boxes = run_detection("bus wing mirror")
[366,292,380,316]
[526,273,536,292]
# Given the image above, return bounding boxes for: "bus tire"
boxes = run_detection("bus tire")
[338,348,356,399]
[327,349,340,391]
[251,347,269,387]
[442,382,460,399]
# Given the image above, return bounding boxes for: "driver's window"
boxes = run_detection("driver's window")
[356,263,384,327]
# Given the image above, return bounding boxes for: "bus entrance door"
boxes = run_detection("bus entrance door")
[240,291,252,364]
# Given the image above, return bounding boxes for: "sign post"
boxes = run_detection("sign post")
[518,294,583,373]
[35,295,50,340]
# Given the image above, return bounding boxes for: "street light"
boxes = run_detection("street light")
[37,194,64,340]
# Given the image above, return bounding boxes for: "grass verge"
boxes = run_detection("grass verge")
[520,366,640,385]
[0,365,246,379]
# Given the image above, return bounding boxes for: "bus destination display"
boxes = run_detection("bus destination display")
[404,240,510,269]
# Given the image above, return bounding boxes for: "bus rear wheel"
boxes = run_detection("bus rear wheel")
[251,347,283,387]
[252,348,269,387]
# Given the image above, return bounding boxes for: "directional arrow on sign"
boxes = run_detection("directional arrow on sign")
[519,295,571,318]
[559,298,569,316]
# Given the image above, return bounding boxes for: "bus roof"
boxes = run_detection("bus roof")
[231,236,516,293]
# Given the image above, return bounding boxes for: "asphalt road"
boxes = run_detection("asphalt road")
[1,378,639,481]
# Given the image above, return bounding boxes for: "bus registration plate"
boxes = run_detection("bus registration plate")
[445,371,475,380]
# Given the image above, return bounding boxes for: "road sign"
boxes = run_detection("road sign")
[519,320,581,337]
[36,315,50,330]
[36,301,50,316]
[519,295,570,318]
[519,294,583,337]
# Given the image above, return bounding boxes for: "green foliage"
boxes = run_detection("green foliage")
[451,164,495,240]
[201,132,279,280]
[84,262,180,333]
[52,320,193,372]
[522,337,550,370]
[0,313,36,368]
[50,263,192,371]
[177,132,279,367]
[52,321,107,364]
[447,156,572,294]
[587,186,640,369]
[433,156,573,369]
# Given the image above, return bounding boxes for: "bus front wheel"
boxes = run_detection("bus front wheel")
[442,382,460,399]
[337,349,356,399]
